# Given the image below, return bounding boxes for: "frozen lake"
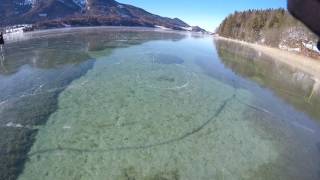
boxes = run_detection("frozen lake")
[0,28,319,180]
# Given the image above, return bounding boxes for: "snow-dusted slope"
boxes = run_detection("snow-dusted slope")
[24,0,36,5]
[72,0,86,9]
[0,0,207,32]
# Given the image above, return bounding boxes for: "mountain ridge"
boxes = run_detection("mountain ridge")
[0,0,206,32]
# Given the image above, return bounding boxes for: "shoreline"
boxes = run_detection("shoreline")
[2,26,206,44]
[215,36,320,79]
[3,26,169,44]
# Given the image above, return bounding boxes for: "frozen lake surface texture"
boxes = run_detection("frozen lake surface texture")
[0,28,320,180]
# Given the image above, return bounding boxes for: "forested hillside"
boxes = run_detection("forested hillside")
[217,9,319,58]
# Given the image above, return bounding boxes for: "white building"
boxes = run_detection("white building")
[5,24,33,34]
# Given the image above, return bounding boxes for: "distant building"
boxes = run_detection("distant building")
[5,25,33,34]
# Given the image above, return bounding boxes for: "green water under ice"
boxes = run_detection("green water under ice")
[1,28,320,180]
[19,43,278,180]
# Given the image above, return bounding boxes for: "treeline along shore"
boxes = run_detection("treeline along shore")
[217,8,320,59]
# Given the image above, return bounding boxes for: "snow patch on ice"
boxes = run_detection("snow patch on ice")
[63,125,72,129]
[6,122,23,128]
[155,25,172,30]
[180,26,193,31]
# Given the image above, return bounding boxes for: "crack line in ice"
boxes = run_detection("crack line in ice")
[234,96,316,134]
[28,93,236,156]
[0,82,89,108]
[144,80,190,90]
[291,122,315,134]
[236,97,273,116]
[238,97,316,134]
[136,69,194,91]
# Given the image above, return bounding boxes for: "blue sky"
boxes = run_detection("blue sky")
[118,0,287,31]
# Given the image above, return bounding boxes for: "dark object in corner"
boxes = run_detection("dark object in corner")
[287,0,320,37]
[317,41,320,51]
[0,32,4,45]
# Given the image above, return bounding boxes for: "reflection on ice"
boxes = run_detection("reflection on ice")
[215,39,320,122]
[0,28,187,180]
[1,28,320,180]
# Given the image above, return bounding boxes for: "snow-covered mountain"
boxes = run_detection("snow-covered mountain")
[25,0,37,4]
[72,0,86,9]
[0,0,207,32]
